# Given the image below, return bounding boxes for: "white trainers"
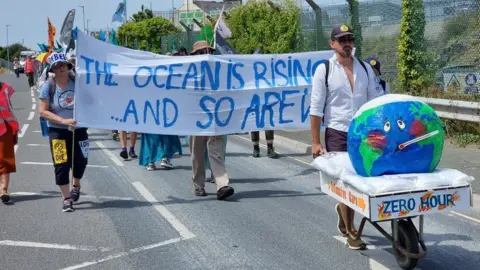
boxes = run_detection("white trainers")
[146,163,156,171]
[160,158,173,169]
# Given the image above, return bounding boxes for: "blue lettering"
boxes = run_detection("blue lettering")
[163,98,178,128]
[242,94,261,129]
[279,90,299,124]
[106,62,119,86]
[430,195,438,208]
[399,199,406,212]
[227,60,233,90]
[143,100,160,125]
[312,60,327,76]
[182,63,199,90]
[261,91,281,128]
[391,200,399,213]
[94,61,109,86]
[420,196,429,209]
[301,88,310,122]
[80,56,94,84]
[274,60,289,87]
[215,97,235,127]
[446,194,455,206]
[153,65,168,88]
[134,66,152,88]
[196,96,215,129]
[293,59,312,85]
[383,200,392,214]
[270,58,276,87]
[200,61,221,90]
[232,63,245,90]
[254,61,272,89]
[166,63,183,90]
[407,198,416,210]
[123,99,139,124]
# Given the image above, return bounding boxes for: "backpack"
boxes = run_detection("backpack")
[46,71,75,108]
[322,58,369,89]
[379,79,386,93]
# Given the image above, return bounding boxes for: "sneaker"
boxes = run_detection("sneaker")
[253,148,260,158]
[120,150,128,160]
[194,187,207,196]
[129,150,138,159]
[267,147,279,159]
[217,186,234,200]
[146,163,156,171]
[160,158,173,169]
[335,203,348,237]
[346,236,366,250]
[70,186,81,202]
[1,193,10,204]
[62,199,74,212]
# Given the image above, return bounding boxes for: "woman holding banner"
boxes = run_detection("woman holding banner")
[38,52,88,212]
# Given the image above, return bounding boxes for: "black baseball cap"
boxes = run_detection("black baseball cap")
[331,24,354,40]
[365,57,382,75]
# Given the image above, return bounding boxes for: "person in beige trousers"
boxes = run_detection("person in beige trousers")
[189,40,234,201]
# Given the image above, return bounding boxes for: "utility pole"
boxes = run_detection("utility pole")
[78,5,86,32]
[87,19,91,35]
[6,24,10,73]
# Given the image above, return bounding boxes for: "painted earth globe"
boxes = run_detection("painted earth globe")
[347,94,445,177]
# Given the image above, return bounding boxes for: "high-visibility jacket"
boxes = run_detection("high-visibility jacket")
[0,82,19,136]
[25,59,35,73]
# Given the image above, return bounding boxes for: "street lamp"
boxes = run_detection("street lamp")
[5,24,10,73]
[78,5,86,33]
[87,19,90,35]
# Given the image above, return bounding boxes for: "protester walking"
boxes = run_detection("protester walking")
[0,82,19,204]
[250,130,278,158]
[365,57,390,94]
[119,131,138,160]
[38,52,88,212]
[310,24,384,249]
[13,57,20,78]
[189,40,234,200]
[25,55,36,88]
[139,134,182,171]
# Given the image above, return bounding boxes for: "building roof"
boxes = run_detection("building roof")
[193,1,239,13]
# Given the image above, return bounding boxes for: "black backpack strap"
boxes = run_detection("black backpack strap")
[324,60,330,89]
[358,59,368,76]
[380,79,386,92]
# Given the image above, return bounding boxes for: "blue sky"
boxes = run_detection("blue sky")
[0,0,338,51]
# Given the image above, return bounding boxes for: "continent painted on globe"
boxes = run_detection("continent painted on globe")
[347,94,445,177]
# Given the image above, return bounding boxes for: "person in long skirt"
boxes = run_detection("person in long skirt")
[139,134,182,171]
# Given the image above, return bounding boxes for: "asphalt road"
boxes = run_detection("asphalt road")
[1,74,479,270]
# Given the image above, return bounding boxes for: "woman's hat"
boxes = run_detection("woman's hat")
[190,40,215,55]
[47,52,73,73]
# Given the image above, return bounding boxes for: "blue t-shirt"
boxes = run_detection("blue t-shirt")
[39,80,75,129]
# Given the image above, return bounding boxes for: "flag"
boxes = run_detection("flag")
[37,43,47,52]
[47,17,56,54]
[198,24,214,46]
[109,29,119,45]
[59,9,76,49]
[214,6,236,55]
[99,30,106,41]
[112,0,127,23]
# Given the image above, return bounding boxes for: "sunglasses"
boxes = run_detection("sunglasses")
[334,37,355,44]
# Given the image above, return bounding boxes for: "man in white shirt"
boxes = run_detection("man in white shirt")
[310,24,384,250]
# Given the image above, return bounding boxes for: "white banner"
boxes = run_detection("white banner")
[75,31,336,135]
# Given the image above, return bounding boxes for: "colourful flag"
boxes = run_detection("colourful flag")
[47,17,56,54]
[99,30,106,41]
[198,24,214,46]
[109,29,119,45]
[59,9,76,49]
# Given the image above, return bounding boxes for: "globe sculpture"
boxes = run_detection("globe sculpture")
[347,94,445,177]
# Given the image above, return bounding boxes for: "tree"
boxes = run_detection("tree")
[0,43,31,60]
[347,0,363,59]
[227,0,301,54]
[397,0,432,94]
[118,16,181,53]
[131,5,154,23]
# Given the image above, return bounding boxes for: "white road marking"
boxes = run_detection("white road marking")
[31,97,36,103]
[95,141,124,167]
[31,103,36,110]
[10,192,135,201]
[20,162,108,168]
[32,130,41,133]
[18,124,29,138]
[369,259,391,270]
[132,181,196,240]
[27,143,48,146]
[451,211,480,224]
[30,92,34,97]
[60,237,183,270]
[14,145,18,153]
[0,240,111,252]
[27,111,35,120]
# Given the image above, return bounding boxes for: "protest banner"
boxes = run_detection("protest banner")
[75,31,337,135]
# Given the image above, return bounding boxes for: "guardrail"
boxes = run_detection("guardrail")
[418,97,480,123]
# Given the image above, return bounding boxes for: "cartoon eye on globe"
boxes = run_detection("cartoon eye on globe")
[397,119,405,130]
[383,121,391,132]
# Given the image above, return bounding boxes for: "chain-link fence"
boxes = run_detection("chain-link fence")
[300,0,479,94]
[0,58,13,73]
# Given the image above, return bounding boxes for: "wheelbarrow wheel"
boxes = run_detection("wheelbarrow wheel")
[392,220,419,270]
